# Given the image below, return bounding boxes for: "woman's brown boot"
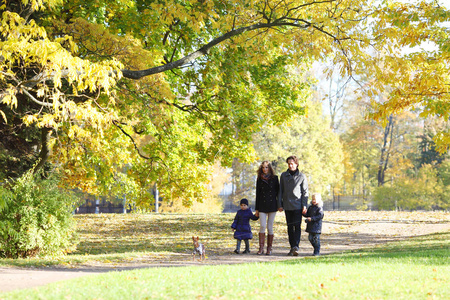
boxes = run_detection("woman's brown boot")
[266,234,274,255]
[257,233,265,255]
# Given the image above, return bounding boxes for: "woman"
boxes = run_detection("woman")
[255,161,280,255]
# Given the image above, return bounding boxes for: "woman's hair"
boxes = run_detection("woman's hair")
[285,155,298,165]
[311,193,323,208]
[257,161,274,179]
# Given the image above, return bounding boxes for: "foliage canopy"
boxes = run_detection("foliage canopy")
[1,0,449,206]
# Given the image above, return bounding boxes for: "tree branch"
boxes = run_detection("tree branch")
[112,120,155,160]
[0,71,54,108]
[121,21,312,79]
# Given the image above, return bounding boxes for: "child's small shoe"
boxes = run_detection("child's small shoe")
[233,249,240,254]
[242,249,250,254]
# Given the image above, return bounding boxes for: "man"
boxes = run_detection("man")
[278,155,309,256]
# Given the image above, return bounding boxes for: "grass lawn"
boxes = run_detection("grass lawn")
[1,231,448,299]
[0,211,447,268]
[0,212,448,299]
[0,213,289,268]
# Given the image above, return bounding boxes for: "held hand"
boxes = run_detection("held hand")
[255,211,259,217]
[302,207,307,214]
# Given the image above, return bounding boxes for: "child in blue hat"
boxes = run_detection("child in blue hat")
[231,198,259,254]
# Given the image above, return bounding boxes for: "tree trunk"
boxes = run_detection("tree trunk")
[32,127,52,174]
[377,115,394,186]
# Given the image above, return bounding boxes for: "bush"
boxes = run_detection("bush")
[0,171,78,258]
[373,164,449,210]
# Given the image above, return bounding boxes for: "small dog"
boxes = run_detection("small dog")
[192,236,206,261]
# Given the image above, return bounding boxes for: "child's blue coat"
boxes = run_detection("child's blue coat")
[231,208,259,240]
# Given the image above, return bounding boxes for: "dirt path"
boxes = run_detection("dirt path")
[1,220,449,293]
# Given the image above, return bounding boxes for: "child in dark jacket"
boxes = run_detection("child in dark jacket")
[231,198,259,254]
[304,193,324,256]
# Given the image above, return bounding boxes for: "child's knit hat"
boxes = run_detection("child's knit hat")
[240,198,249,206]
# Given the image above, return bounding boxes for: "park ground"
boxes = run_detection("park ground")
[0,211,449,293]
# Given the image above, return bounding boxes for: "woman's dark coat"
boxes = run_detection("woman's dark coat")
[255,175,280,213]
[304,204,324,234]
[231,208,259,240]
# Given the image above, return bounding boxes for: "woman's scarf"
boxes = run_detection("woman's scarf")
[261,173,272,182]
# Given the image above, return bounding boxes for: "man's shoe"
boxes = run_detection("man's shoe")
[292,247,299,256]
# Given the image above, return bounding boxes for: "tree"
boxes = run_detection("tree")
[377,114,394,186]
[226,98,343,204]
[376,112,418,187]
[228,158,257,205]
[253,99,344,196]
[341,110,419,192]
[373,163,449,210]
[366,1,450,151]
[2,0,450,206]
[341,119,380,196]
[417,116,450,167]
[313,60,355,133]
